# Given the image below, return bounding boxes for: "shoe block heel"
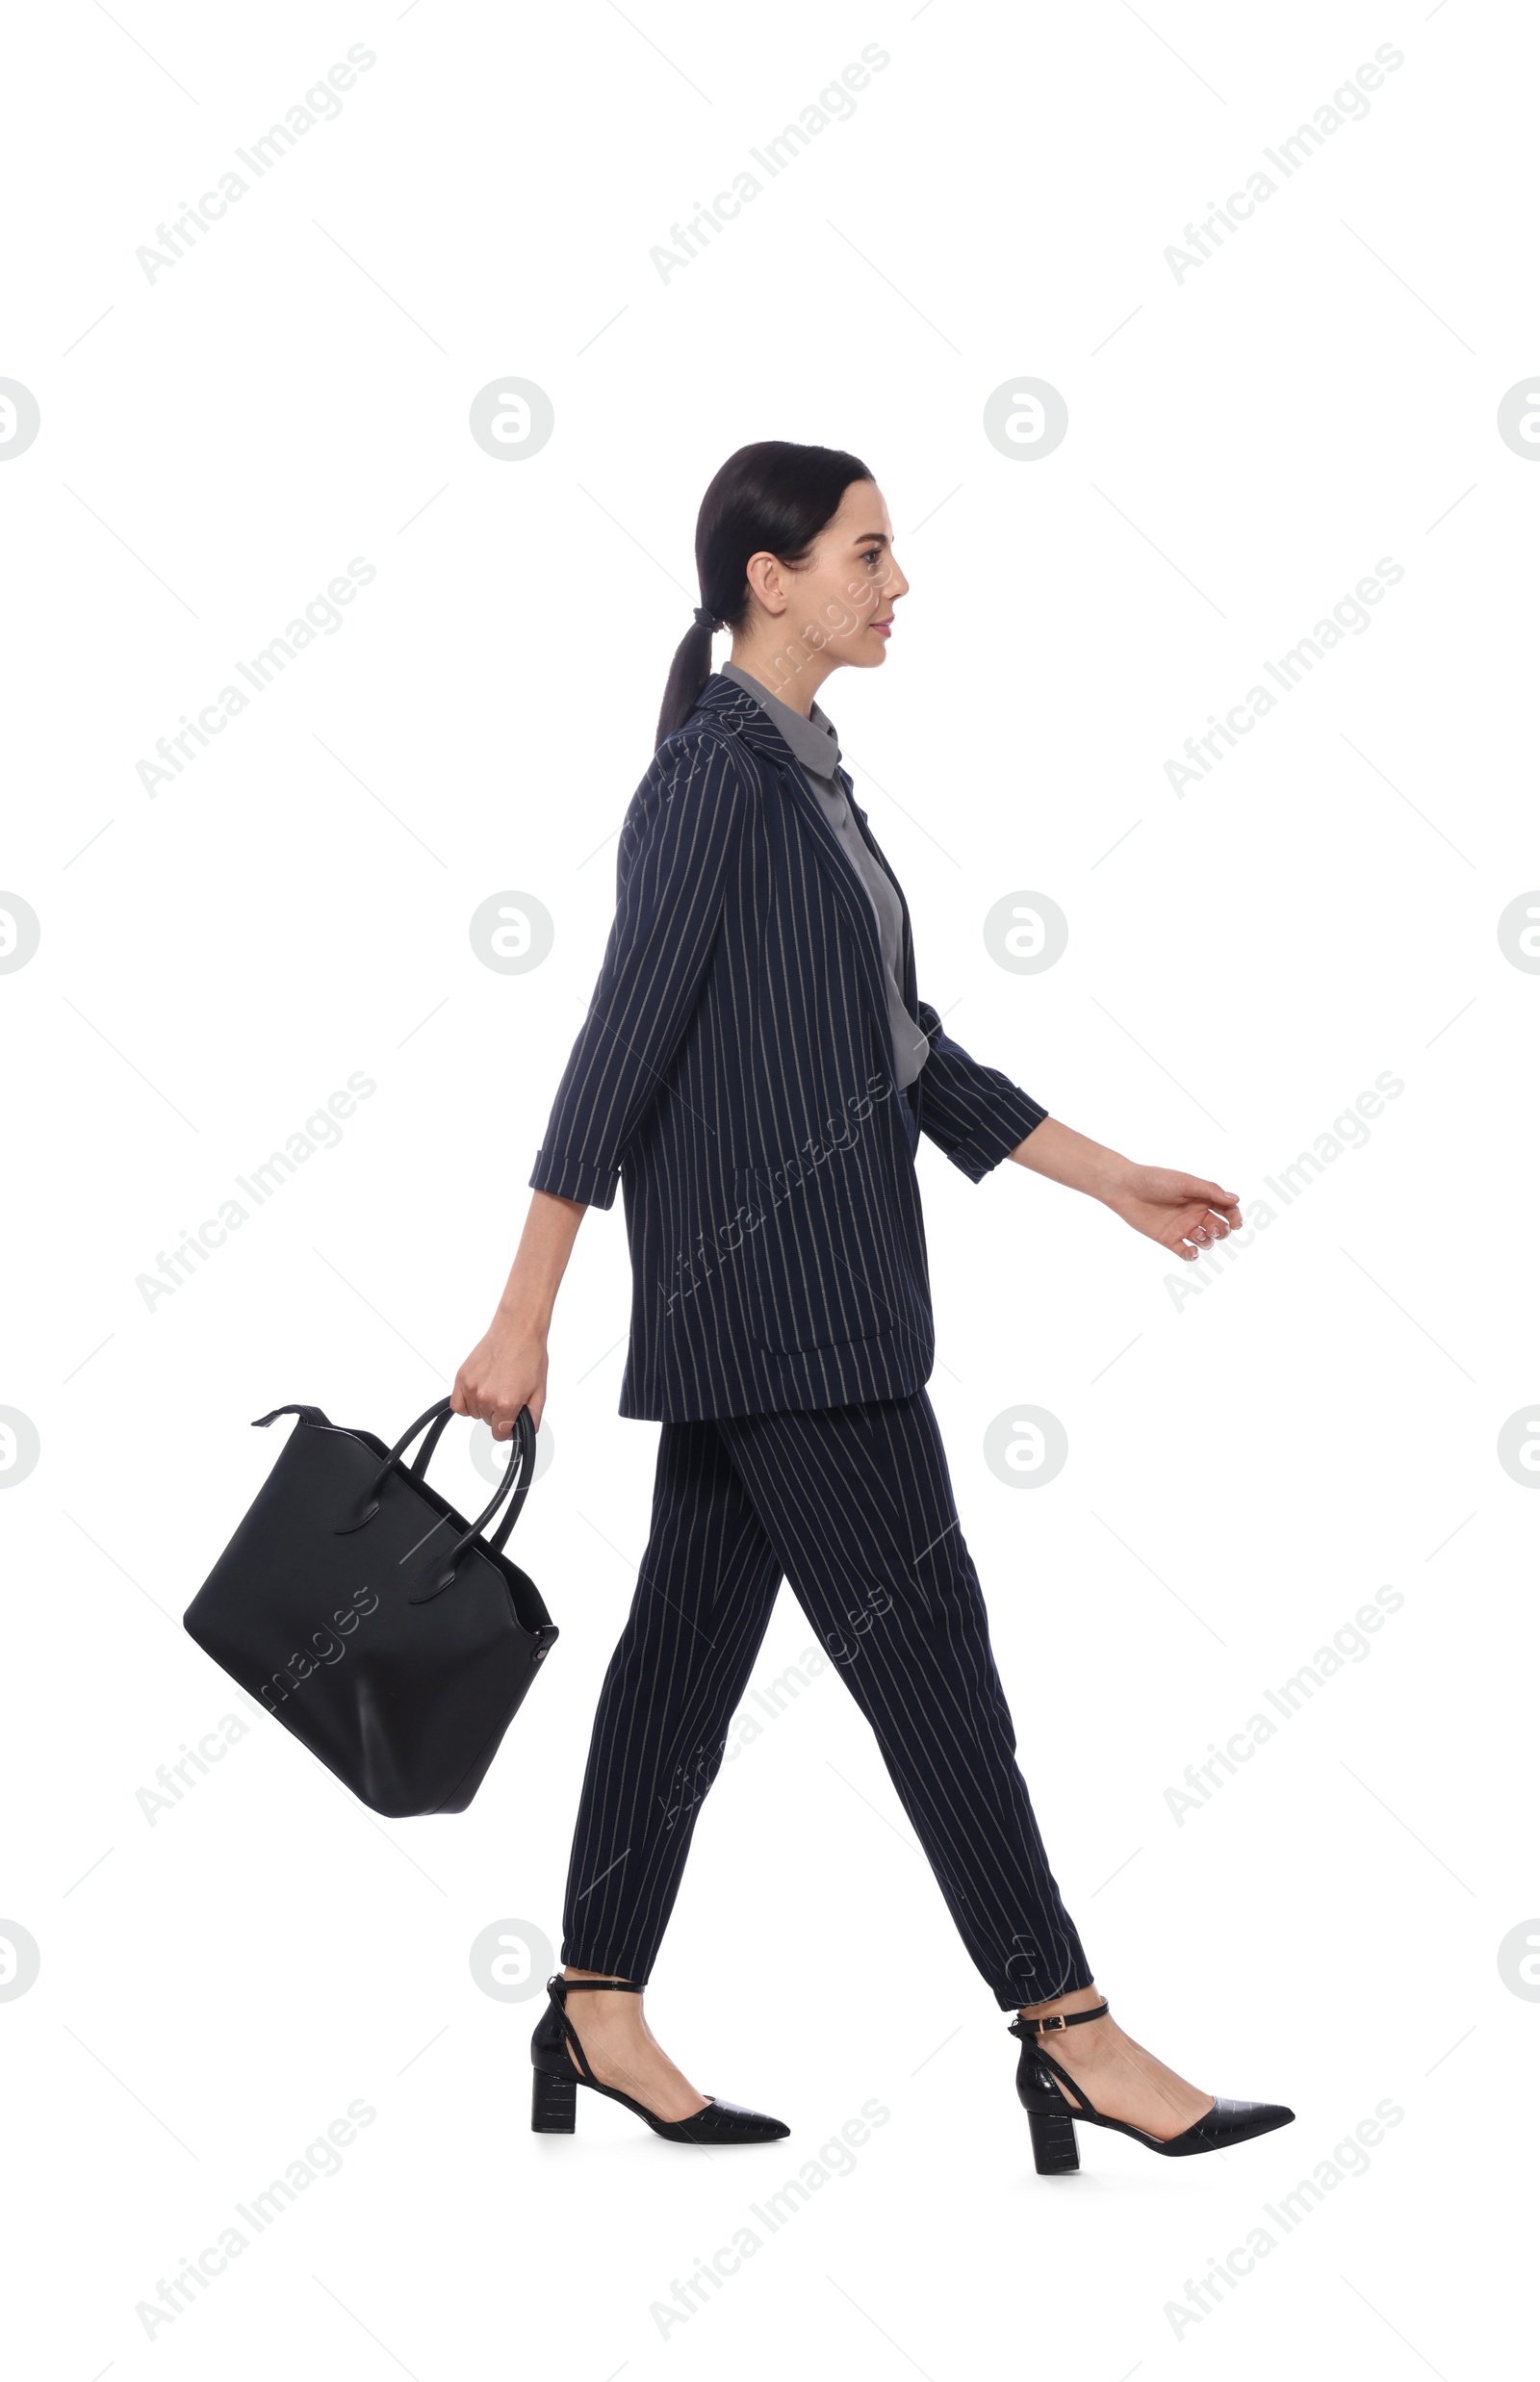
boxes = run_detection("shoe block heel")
[1027,2102,1079,2175]
[531,2064,578,2134]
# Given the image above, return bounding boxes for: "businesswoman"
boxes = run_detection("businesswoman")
[452,442,1293,2170]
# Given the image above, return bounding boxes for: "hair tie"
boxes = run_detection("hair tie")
[693,604,721,632]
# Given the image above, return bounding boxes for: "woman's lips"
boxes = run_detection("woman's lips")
[871,620,892,638]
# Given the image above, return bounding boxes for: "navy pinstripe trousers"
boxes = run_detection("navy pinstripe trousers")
[561,1094,1093,2010]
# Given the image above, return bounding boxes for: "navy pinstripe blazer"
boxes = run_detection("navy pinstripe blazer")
[528,672,1049,1421]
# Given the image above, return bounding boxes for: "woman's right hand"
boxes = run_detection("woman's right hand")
[454,1190,587,1439]
[451,1307,550,1440]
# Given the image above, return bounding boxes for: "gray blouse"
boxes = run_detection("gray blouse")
[720,662,931,1091]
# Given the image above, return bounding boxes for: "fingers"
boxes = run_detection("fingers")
[453,1360,544,1441]
[451,1374,511,1435]
[1175,1203,1242,1257]
[487,1396,542,1441]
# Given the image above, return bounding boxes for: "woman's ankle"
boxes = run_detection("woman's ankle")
[1017,1981,1105,2022]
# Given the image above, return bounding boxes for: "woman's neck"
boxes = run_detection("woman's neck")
[725,637,835,719]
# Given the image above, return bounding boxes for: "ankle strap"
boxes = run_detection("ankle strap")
[551,1973,643,1995]
[1014,1997,1110,2036]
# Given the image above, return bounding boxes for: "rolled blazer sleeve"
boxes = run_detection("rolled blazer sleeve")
[528,731,743,1211]
[911,999,1049,1183]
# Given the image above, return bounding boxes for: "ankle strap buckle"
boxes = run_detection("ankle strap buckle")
[1015,1997,1110,2036]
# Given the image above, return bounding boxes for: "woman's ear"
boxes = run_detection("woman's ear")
[744,549,789,618]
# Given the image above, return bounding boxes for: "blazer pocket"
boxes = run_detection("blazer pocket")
[732,1164,894,1357]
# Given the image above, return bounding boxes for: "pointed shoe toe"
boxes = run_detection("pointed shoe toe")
[1161,2096,1295,2156]
[659,2096,790,2145]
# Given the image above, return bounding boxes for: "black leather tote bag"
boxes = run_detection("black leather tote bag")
[184,1396,556,1817]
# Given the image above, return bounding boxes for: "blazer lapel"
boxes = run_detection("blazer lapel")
[694,676,899,1044]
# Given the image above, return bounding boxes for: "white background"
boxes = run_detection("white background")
[2,1,1534,2374]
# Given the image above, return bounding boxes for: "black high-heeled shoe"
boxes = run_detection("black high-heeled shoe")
[530,1975,790,2144]
[1010,1999,1295,2173]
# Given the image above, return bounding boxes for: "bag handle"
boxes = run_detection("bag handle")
[322,1395,536,1600]
[406,1402,455,1481]
[404,1401,539,1603]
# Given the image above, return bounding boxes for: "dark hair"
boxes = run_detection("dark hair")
[654,440,873,752]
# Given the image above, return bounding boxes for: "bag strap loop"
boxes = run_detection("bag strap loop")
[333,1398,457,1533]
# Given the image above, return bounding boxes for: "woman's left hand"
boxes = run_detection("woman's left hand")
[1100,1161,1242,1260]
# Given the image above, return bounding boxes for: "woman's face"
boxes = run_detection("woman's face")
[747,478,910,673]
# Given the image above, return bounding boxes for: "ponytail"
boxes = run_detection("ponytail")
[654,440,872,753]
[654,614,719,756]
